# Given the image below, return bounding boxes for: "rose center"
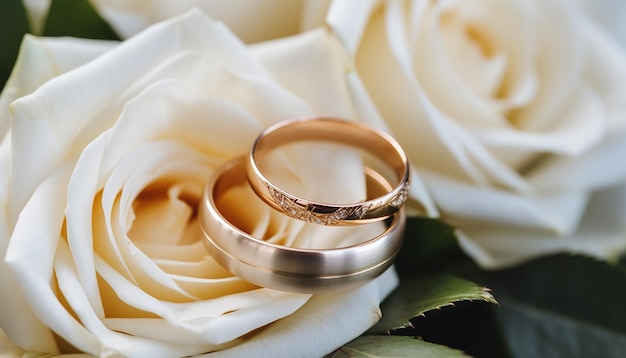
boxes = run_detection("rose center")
[440,11,508,104]
[127,180,201,246]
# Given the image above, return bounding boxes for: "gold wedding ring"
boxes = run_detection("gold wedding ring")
[199,157,406,293]
[246,117,410,225]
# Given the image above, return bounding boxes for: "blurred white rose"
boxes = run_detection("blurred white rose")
[22,0,330,42]
[0,10,400,357]
[254,0,626,268]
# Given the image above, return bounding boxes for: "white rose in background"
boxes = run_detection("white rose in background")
[0,10,401,357]
[255,0,626,268]
[22,0,330,42]
[336,0,626,267]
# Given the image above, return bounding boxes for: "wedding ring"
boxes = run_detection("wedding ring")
[199,157,406,293]
[246,117,410,225]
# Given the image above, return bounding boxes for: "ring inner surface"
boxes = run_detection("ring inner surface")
[253,119,406,187]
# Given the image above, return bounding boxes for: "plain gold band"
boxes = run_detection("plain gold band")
[199,157,406,293]
[246,117,410,226]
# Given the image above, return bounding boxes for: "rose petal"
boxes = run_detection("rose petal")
[529,133,626,192]
[90,0,307,42]
[581,15,626,133]
[95,254,309,347]
[0,36,114,140]
[147,251,231,279]
[4,163,99,354]
[55,240,228,357]
[424,170,588,234]
[0,328,25,357]
[208,267,398,358]
[0,143,58,353]
[252,29,354,118]
[327,0,381,53]
[300,0,332,31]
[459,184,626,268]
[473,85,605,165]
[412,0,518,127]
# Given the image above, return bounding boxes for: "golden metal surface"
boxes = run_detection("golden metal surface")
[200,157,406,293]
[246,117,410,225]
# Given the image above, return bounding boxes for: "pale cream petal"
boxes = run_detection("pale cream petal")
[99,85,262,172]
[420,0,537,119]
[133,240,207,262]
[208,267,398,358]
[326,0,380,53]
[529,132,626,192]
[101,291,308,347]
[0,144,57,353]
[424,170,588,235]
[208,268,398,357]
[96,254,310,347]
[511,2,586,131]
[150,255,230,279]
[90,0,307,42]
[56,241,234,357]
[459,184,626,268]
[475,86,606,169]
[4,163,100,355]
[66,136,109,318]
[252,28,354,117]
[0,36,115,139]
[581,16,626,133]
[0,329,24,357]
[300,0,332,31]
[411,0,512,127]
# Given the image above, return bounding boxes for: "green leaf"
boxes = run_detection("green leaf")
[328,336,470,358]
[370,274,497,333]
[43,0,119,40]
[473,254,626,358]
[394,217,463,276]
[0,0,29,89]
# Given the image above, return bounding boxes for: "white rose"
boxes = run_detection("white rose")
[254,0,626,268]
[22,0,330,42]
[0,10,400,357]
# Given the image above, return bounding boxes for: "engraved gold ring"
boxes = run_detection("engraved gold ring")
[199,157,406,293]
[246,117,410,225]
